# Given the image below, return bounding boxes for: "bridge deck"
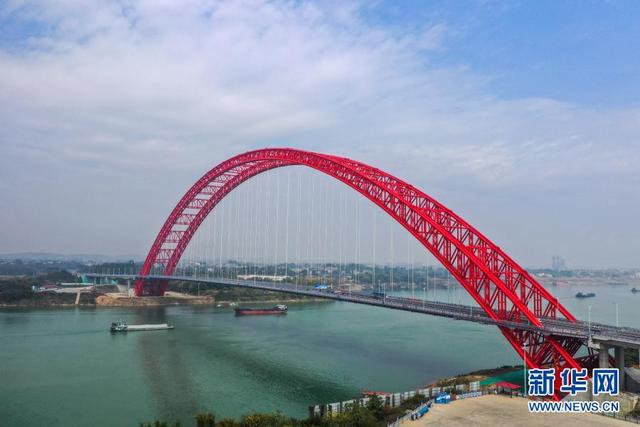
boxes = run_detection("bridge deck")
[87,274,640,348]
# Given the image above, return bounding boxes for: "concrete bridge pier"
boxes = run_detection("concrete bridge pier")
[595,341,636,391]
[615,347,625,388]
[599,343,610,368]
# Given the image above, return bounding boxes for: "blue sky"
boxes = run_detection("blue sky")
[3,1,639,107]
[369,0,640,107]
[0,1,638,267]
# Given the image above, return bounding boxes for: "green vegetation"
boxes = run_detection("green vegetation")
[140,395,428,427]
[0,270,89,305]
[0,259,86,276]
[0,278,34,302]
[458,364,523,377]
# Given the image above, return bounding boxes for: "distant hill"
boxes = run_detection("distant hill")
[0,252,142,262]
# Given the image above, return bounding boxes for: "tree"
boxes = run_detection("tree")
[364,395,384,421]
[140,422,181,427]
[330,404,377,427]
[217,419,240,427]
[240,412,295,427]
[196,413,216,427]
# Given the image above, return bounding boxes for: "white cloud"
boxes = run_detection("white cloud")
[0,0,638,266]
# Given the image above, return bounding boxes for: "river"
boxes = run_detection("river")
[1,282,638,426]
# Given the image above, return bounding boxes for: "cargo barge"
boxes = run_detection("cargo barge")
[575,292,596,298]
[110,320,174,332]
[234,305,287,316]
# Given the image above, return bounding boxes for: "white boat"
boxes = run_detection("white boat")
[110,320,174,332]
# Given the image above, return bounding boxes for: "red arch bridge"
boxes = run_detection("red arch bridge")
[89,148,640,400]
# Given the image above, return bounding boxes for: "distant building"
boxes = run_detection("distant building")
[551,255,567,271]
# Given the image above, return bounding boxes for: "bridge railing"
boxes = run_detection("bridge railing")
[599,412,640,424]
[386,400,432,427]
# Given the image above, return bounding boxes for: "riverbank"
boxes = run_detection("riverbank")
[95,292,212,306]
[94,292,325,307]
[0,291,329,308]
[0,271,326,308]
[0,291,98,307]
[426,364,524,389]
[405,394,628,427]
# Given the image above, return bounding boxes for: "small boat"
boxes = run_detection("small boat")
[234,305,287,316]
[632,288,639,293]
[575,292,596,298]
[110,320,174,332]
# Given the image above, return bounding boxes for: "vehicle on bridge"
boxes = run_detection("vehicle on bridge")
[371,291,386,299]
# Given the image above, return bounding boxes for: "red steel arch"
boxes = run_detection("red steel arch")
[136,148,586,397]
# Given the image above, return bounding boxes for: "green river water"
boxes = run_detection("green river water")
[1,283,638,426]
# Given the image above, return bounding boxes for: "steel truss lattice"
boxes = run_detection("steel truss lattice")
[136,148,588,399]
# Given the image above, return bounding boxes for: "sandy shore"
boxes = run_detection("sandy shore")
[95,292,213,306]
[94,292,326,307]
[405,395,629,427]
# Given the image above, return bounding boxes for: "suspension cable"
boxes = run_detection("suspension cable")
[284,168,290,279]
